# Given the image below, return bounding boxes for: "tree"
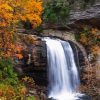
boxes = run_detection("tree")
[0,0,43,58]
[76,26,100,57]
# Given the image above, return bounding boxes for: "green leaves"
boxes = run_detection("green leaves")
[43,0,96,25]
[43,0,70,25]
[27,96,35,100]
[0,58,18,85]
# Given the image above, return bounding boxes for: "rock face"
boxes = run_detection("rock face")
[42,29,88,68]
[14,34,47,85]
[96,54,100,81]
[69,1,100,29]
[70,4,100,21]
[42,1,100,30]
[14,33,87,86]
[42,29,75,41]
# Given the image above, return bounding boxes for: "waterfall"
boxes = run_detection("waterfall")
[44,37,83,100]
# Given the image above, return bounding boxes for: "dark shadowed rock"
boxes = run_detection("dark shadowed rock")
[14,34,87,86]
[14,34,47,85]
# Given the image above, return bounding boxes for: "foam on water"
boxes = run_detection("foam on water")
[44,38,83,100]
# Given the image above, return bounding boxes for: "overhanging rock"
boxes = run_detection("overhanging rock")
[69,2,100,29]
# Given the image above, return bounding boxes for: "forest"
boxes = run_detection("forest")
[0,0,100,100]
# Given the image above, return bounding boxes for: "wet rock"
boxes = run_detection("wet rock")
[14,33,88,88]
[14,34,47,85]
[32,40,47,67]
[79,95,92,100]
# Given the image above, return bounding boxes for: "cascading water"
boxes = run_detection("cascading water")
[44,37,83,100]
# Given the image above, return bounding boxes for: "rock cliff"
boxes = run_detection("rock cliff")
[14,33,87,86]
[69,1,100,29]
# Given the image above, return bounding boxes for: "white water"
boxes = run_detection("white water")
[44,38,83,100]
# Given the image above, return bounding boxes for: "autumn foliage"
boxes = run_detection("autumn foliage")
[0,0,43,58]
[77,26,100,57]
[0,0,43,28]
[76,26,100,98]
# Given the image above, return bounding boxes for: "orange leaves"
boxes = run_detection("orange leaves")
[14,43,23,59]
[91,45,100,56]
[78,27,100,45]
[0,1,13,27]
[15,54,23,59]
[0,0,43,28]
[80,34,88,45]
[20,87,27,95]
[0,40,24,59]
[0,84,28,99]
[19,0,43,28]
[77,27,100,59]
[0,89,3,97]
[0,0,43,59]
[6,86,15,97]
[12,43,24,59]
[15,43,23,53]
[91,28,100,41]
[91,28,98,35]
[0,84,15,98]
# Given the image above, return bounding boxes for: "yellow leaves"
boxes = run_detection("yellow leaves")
[91,28,100,40]
[0,84,28,99]
[21,16,27,21]
[26,14,42,28]
[91,45,100,56]
[20,87,27,95]
[78,27,100,60]
[79,34,88,45]
[21,76,35,87]
[20,0,43,28]
[91,28,98,35]
[22,76,30,82]
[0,1,13,27]
[0,0,43,59]
[78,27,100,45]
[0,3,13,11]
[0,22,7,27]
[0,0,43,28]
[0,85,15,98]
[6,86,15,97]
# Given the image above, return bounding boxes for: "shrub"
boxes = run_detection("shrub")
[43,0,70,26]
[0,83,28,100]
[0,58,18,85]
